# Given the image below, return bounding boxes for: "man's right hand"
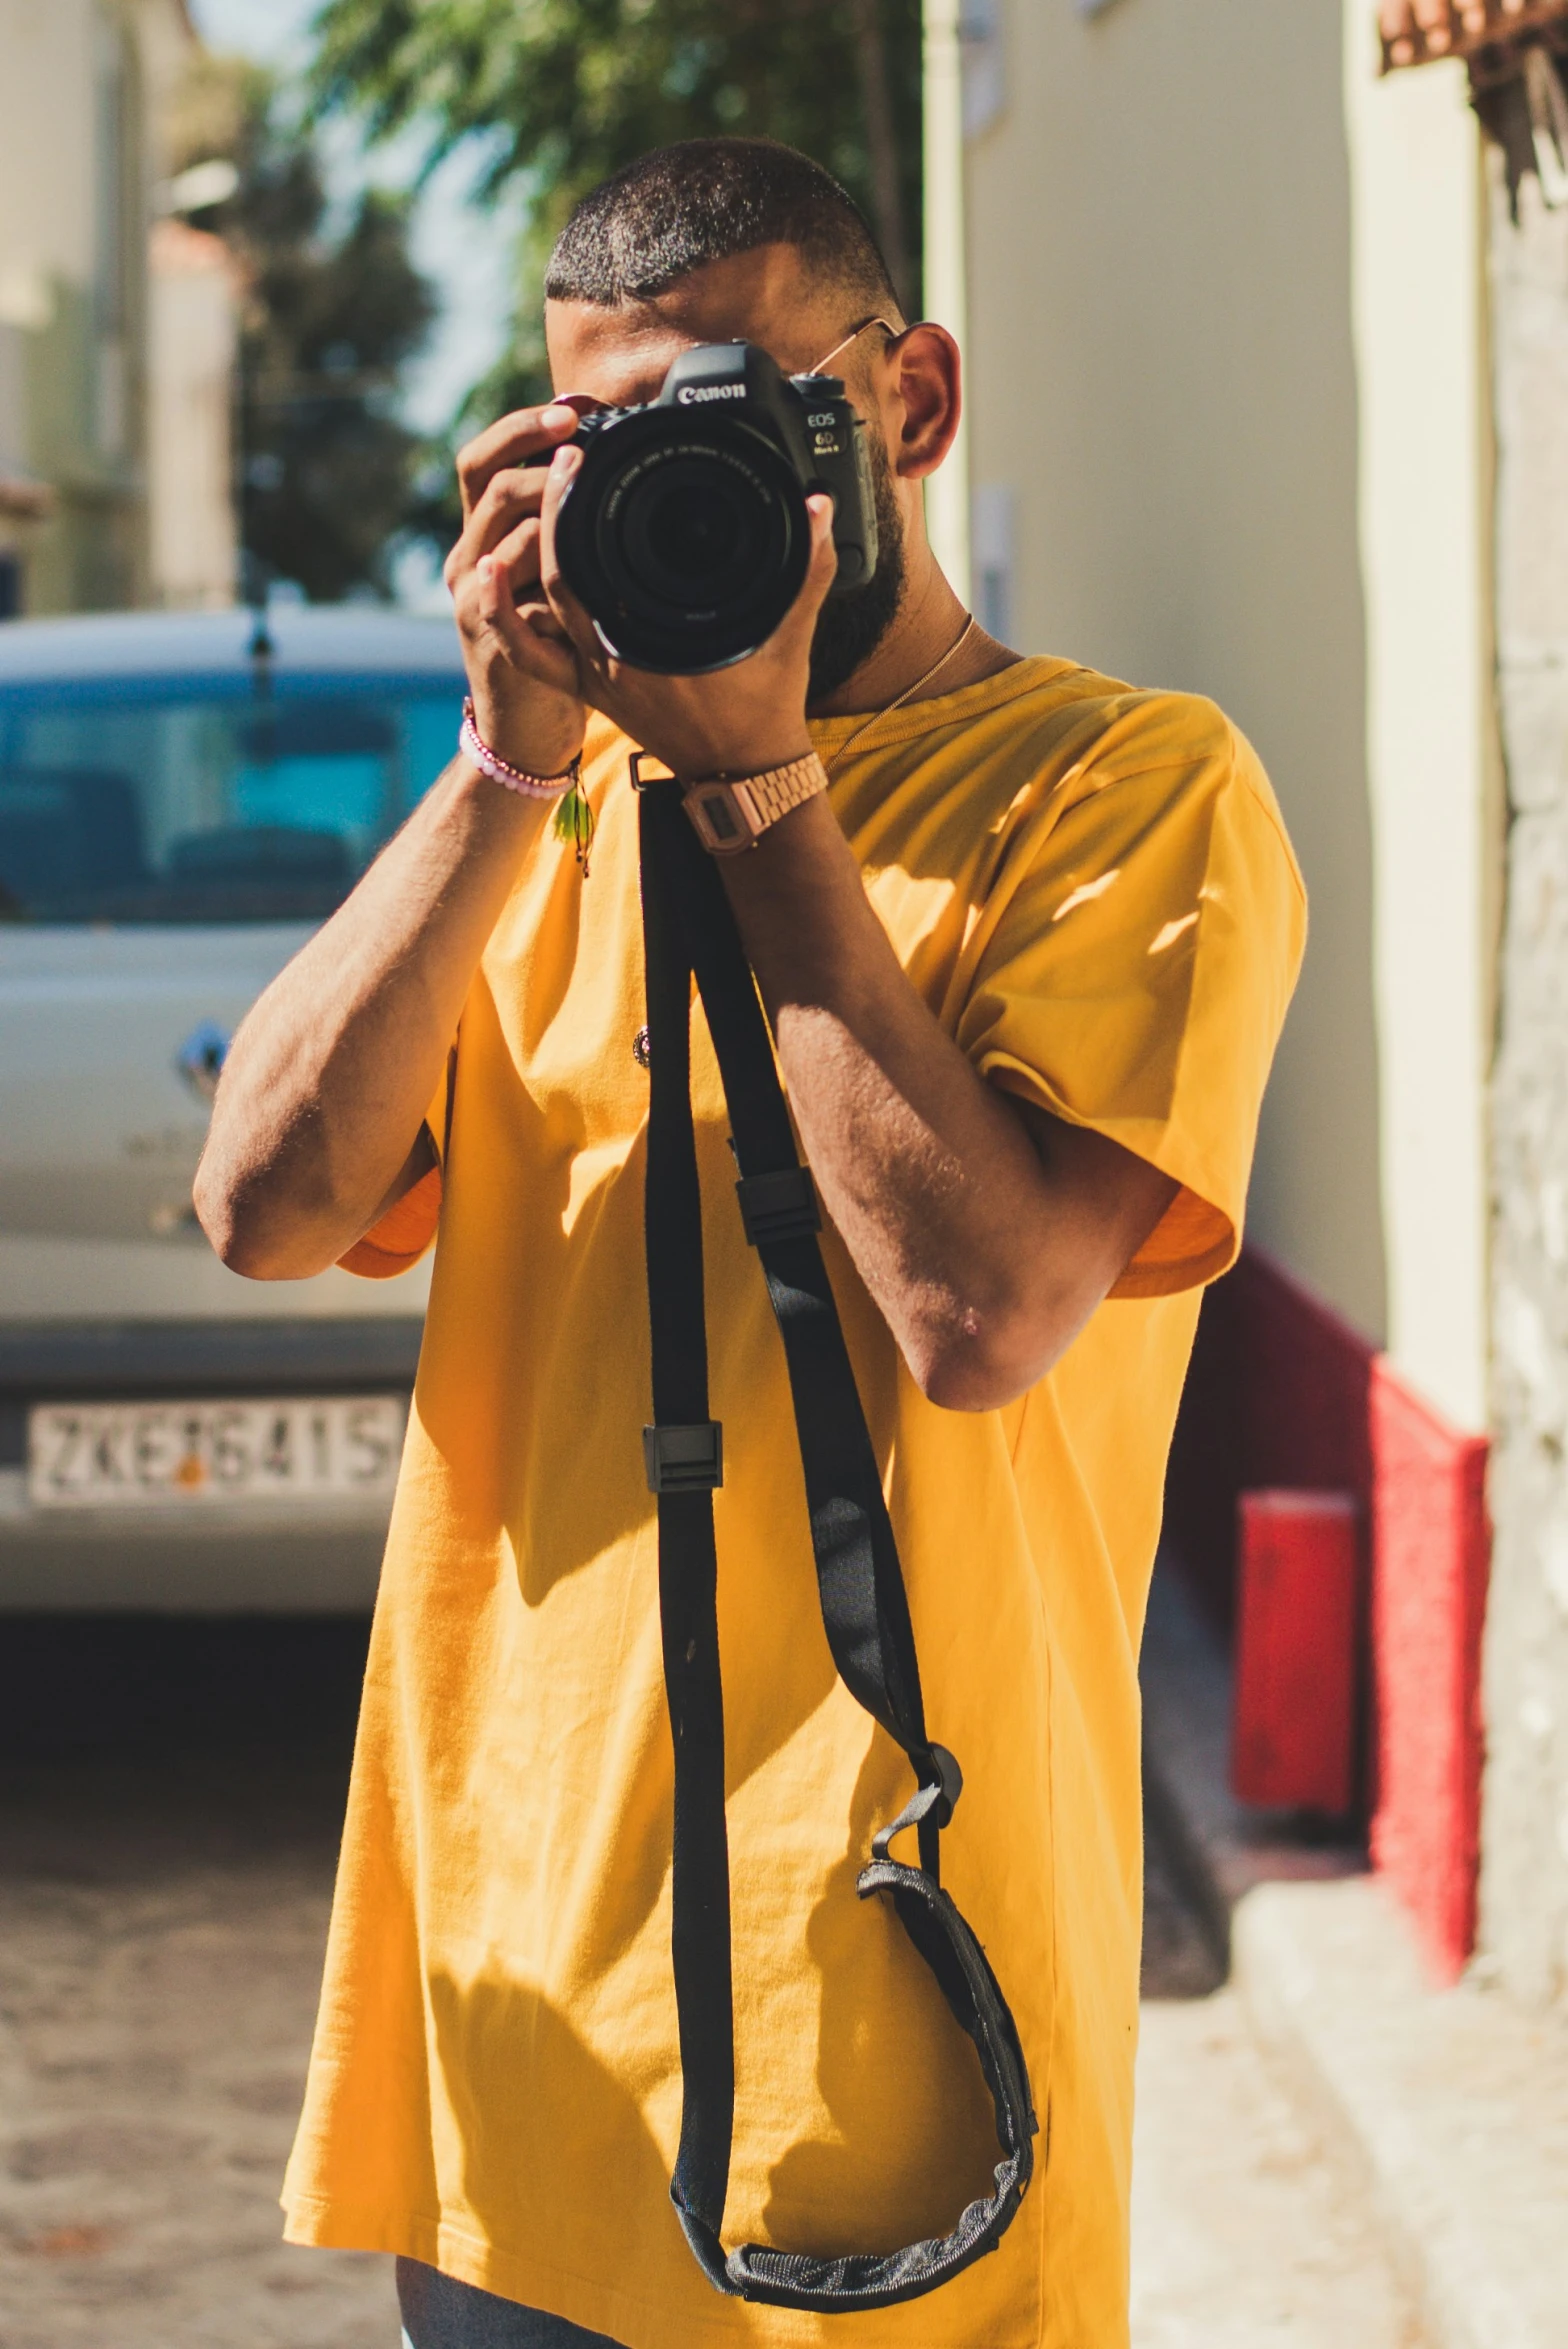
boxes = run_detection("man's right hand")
[446,401,590,775]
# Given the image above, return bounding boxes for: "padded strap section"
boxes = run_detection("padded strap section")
[727,1861,1036,2310]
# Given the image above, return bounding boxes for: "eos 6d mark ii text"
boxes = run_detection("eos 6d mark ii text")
[554,342,878,675]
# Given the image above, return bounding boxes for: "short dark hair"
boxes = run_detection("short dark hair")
[545,137,901,319]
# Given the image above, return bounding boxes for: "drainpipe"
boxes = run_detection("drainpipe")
[923,0,971,602]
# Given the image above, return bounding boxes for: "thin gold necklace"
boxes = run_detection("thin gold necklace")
[824,612,977,776]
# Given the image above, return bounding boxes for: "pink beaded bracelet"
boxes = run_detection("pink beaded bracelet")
[459,700,582,799]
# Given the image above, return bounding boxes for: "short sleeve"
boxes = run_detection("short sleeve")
[955,706,1305,1298]
[337,1047,454,1281]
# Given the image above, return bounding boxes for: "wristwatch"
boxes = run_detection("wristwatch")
[682,752,828,856]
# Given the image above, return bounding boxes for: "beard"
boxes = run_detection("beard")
[806,427,906,707]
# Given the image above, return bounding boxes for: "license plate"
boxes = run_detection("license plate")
[27,1395,408,1510]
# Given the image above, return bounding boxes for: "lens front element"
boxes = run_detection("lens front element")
[621,455,759,608]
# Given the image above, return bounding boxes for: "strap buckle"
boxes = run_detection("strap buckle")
[629,751,678,792]
[734,1167,821,1249]
[642,1420,724,1493]
[869,1741,964,1866]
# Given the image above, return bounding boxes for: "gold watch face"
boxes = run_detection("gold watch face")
[686,784,757,854]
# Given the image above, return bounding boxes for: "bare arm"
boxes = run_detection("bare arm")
[195,397,590,1277]
[720,800,1177,1409]
[194,764,546,1278]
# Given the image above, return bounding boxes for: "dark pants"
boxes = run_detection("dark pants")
[397,2257,625,2349]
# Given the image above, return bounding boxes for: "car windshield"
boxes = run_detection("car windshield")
[0,678,461,924]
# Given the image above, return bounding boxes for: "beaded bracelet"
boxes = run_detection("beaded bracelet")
[459,699,580,798]
[459,699,595,875]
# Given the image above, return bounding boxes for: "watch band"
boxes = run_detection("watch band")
[682,753,828,856]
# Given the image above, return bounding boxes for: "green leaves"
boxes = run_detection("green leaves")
[307,0,923,308]
[192,60,438,600]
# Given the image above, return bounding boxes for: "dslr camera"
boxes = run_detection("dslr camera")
[554,341,879,675]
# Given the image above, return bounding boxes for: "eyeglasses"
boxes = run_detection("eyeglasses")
[806,315,902,377]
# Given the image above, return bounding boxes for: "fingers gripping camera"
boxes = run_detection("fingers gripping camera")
[553,343,879,676]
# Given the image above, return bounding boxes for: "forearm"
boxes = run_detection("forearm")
[719,797,1173,1407]
[195,758,545,1279]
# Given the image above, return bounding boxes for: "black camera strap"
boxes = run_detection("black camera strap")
[636,776,1037,2313]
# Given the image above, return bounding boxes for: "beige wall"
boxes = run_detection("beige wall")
[961,0,1387,1344]
[1343,44,1494,1432]
[0,5,99,306]
[923,0,971,601]
[147,218,236,607]
[0,0,198,614]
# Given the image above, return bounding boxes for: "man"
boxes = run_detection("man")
[197,138,1303,2349]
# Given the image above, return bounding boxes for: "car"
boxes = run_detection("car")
[0,603,467,1610]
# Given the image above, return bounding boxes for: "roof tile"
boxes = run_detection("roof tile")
[1380,1,1568,71]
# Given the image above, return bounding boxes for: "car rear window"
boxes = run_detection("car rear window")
[0,680,461,924]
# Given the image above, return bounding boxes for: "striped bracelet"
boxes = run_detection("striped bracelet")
[460,699,582,799]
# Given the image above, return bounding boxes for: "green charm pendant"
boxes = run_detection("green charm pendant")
[553,780,595,877]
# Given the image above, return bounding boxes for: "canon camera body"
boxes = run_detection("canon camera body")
[554,341,879,676]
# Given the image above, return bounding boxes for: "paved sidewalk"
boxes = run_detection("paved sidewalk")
[1134,1814,1420,2348]
[1132,1987,1421,2349]
[0,1757,395,2349]
[1142,1558,1568,2349]
[1237,1881,1568,2349]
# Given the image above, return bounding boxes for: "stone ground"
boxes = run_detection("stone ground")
[0,1620,1419,2347]
[1135,1850,1422,2348]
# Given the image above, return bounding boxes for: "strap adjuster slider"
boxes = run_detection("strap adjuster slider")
[735,1167,821,1249]
[643,1420,724,1493]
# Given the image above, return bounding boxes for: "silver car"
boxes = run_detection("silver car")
[0,605,465,1610]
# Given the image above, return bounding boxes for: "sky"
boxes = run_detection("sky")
[187,0,524,437]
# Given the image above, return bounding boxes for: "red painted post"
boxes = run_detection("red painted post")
[1231,1489,1359,1815]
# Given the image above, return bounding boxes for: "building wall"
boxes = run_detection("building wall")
[0,0,199,615]
[1482,165,1568,2010]
[147,218,236,608]
[961,0,1387,1347]
[1342,39,1497,1435]
[960,1,1502,1448]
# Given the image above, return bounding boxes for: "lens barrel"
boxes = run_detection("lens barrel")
[555,407,812,676]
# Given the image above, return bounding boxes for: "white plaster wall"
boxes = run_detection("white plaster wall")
[1479,166,1568,2007]
[1343,41,1494,1432]
[959,0,1387,1346]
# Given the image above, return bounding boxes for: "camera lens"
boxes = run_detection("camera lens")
[555,410,811,674]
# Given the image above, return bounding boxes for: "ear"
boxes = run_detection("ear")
[884,322,962,482]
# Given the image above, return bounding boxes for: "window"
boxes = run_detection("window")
[0,680,462,924]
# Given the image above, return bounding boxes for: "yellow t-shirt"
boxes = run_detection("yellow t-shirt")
[283,657,1305,2349]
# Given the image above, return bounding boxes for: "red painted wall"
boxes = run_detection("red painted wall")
[1165,1248,1373,1629]
[1164,1246,1489,1979]
[1368,1363,1490,1982]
